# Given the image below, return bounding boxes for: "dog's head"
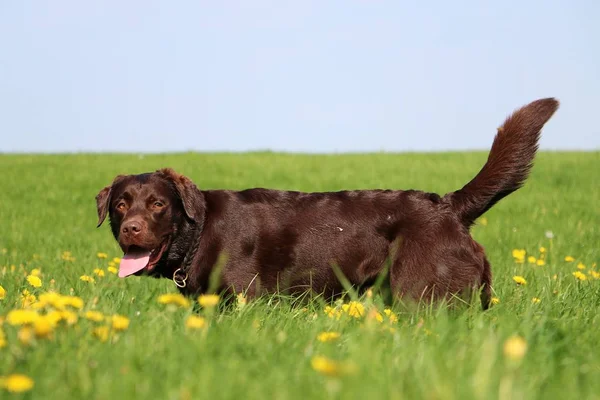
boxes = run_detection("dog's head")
[96,168,205,278]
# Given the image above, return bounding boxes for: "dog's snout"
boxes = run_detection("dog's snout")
[122,220,144,236]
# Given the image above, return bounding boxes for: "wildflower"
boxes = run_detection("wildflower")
[26,275,42,288]
[0,285,5,300]
[93,268,105,277]
[512,249,526,263]
[512,276,527,286]
[33,316,54,338]
[310,356,356,377]
[84,311,104,322]
[324,305,341,320]
[564,256,575,262]
[17,327,34,345]
[552,274,558,280]
[20,290,37,308]
[36,292,63,309]
[383,309,398,323]
[97,252,108,259]
[158,293,191,308]
[545,231,554,239]
[198,294,220,308]
[527,256,537,264]
[367,308,384,323]
[0,374,35,393]
[577,262,586,270]
[536,259,545,266]
[62,296,84,309]
[111,315,130,331]
[589,271,600,280]
[572,271,587,281]
[317,331,341,342]
[503,335,527,361]
[531,297,541,304]
[491,297,500,305]
[112,257,121,264]
[80,275,95,283]
[185,315,206,330]
[93,326,110,342]
[341,301,365,318]
[61,251,75,262]
[30,268,41,276]
[539,247,546,254]
[6,309,39,325]
[107,266,118,274]
[59,311,78,325]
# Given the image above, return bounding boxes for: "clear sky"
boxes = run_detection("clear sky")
[1,1,598,153]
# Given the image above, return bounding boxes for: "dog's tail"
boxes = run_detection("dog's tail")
[446,98,559,227]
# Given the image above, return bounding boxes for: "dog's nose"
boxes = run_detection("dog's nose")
[122,220,143,236]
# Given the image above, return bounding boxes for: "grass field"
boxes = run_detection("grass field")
[0,151,599,400]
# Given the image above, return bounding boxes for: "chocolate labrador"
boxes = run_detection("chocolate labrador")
[96,98,558,308]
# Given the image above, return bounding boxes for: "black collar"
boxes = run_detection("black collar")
[172,225,202,288]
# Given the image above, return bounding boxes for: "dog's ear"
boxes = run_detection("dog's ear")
[95,175,125,227]
[157,168,206,223]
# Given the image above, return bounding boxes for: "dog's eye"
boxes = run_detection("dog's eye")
[153,201,164,208]
[116,202,126,211]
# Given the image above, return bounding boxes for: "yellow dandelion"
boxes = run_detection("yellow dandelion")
[20,290,37,308]
[367,308,384,323]
[531,297,541,304]
[111,315,130,331]
[564,256,575,262]
[0,285,5,300]
[324,305,341,320]
[589,270,600,280]
[84,311,104,322]
[527,256,537,264]
[26,275,42,288]
[36,292,64,309]
[97,252,108,259]
[0,374,34,393]
[198,294,220,308]
[491,297,500,305]
[503,335,527,361]
[59,311,78,325]
[552,274,558,280]
[341,301,365,318]
[17,326,34,345]
[93,268,105,277]
[6,309,39,325]
[572,271,587,281]
[33,316,54,338]
[512,249,526,263]
[30,268,41,277]
[158,293,191,308]
[539,247,546,253]
[536,259,545,266]
[383,308,398,323]
[310,356,357,377]
[79,275,95,283]
[93,326,111,342]
[62,295,84,309]
[317,331,341,343]
[185,315,206,330]
[112,257,121,264]
[61,251,75,262]
[577,262,586,270]
[512,276,527,285]
[107,266,118,274]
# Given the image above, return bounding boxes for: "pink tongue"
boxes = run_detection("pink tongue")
[119,251,151,278]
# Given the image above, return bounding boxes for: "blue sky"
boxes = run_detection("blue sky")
[1,1,598,153]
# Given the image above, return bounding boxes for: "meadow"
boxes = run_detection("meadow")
[0,151,598,400]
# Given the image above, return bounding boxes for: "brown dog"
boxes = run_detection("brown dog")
[96,98,558,309]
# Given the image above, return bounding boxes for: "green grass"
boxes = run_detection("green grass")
[0,151,599,400]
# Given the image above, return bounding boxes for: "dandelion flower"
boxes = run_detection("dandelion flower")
[527,256,537,264]
[0,374,34,393]
[33,317,54,338]
[198,294,220,308]
[107,266,118,274]
[577,262,586,270]
[324,305,342,320]
[0,285,5,300]
[30,268,41,277]
[185,315,206,330]
[6,309,39,326]
[93,326,111,342]
[310,356,357,377]
[535,259,545,266]
[20,290,37,308]
[589,271,600,280]
[158,293,191,308]
[512,276,527,286]
[97,252,108,259]
[80,275,95,283]
[564,256,575,262]
[112,257,121,264]
[111,315,130,331]
[367,309,384,323]
[62,296,84,309]
[93,268,105,277]
[341,301,365,318]
[503,335,527,361]
[17,326,34,345]
[26,275,42,288]
[539,247,546,253]
[531,297,541,304]
[572,271,587,281]
[317,331,341,343]
[84,311,104,322]
[383,309,398,323]
[491,297,500,305]
[59,311,78,325]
